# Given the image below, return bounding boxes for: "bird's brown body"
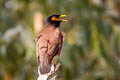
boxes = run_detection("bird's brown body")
[35,14,67,74]
[36,23,63,74]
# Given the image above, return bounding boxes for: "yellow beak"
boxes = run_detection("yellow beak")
[59,15,67,17]
[59,14,68,22]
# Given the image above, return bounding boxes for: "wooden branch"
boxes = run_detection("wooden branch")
[37,63,61,80]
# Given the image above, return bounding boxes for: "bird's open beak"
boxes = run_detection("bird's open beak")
[59,15,68,22]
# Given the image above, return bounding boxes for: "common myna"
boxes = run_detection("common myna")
[35,14,67,74]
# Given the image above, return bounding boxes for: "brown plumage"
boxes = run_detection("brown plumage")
[35,15,67,74]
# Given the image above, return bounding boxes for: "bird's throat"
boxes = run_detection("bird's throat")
[49,21,60,27]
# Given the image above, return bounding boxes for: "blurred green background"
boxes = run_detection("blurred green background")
[0,0,120,80]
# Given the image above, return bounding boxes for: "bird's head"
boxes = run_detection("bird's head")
[46,14,67,27]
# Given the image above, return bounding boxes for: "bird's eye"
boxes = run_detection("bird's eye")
[51,16,59,21]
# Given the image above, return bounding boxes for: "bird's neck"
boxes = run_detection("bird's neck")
[47,22,60,27]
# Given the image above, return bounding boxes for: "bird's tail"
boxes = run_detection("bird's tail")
[38,56,51,74]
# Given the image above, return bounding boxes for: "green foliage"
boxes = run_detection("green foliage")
[0,0,120,80]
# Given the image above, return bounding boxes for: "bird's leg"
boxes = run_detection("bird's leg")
[52,59,56,65]
[49,63,61,80]
[51,59,56,73]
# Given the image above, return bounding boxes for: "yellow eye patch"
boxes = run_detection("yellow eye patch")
[51,16,59,21]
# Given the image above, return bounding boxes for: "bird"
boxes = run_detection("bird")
[35,14,67,74]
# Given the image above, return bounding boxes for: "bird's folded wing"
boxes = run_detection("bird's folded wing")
[36,35,60,62]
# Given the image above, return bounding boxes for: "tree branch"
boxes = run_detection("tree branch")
[37,63,61,80]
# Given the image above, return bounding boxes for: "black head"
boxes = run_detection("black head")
[46,14,67,27]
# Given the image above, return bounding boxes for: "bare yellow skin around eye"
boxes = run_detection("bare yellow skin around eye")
[51,17,59,21]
